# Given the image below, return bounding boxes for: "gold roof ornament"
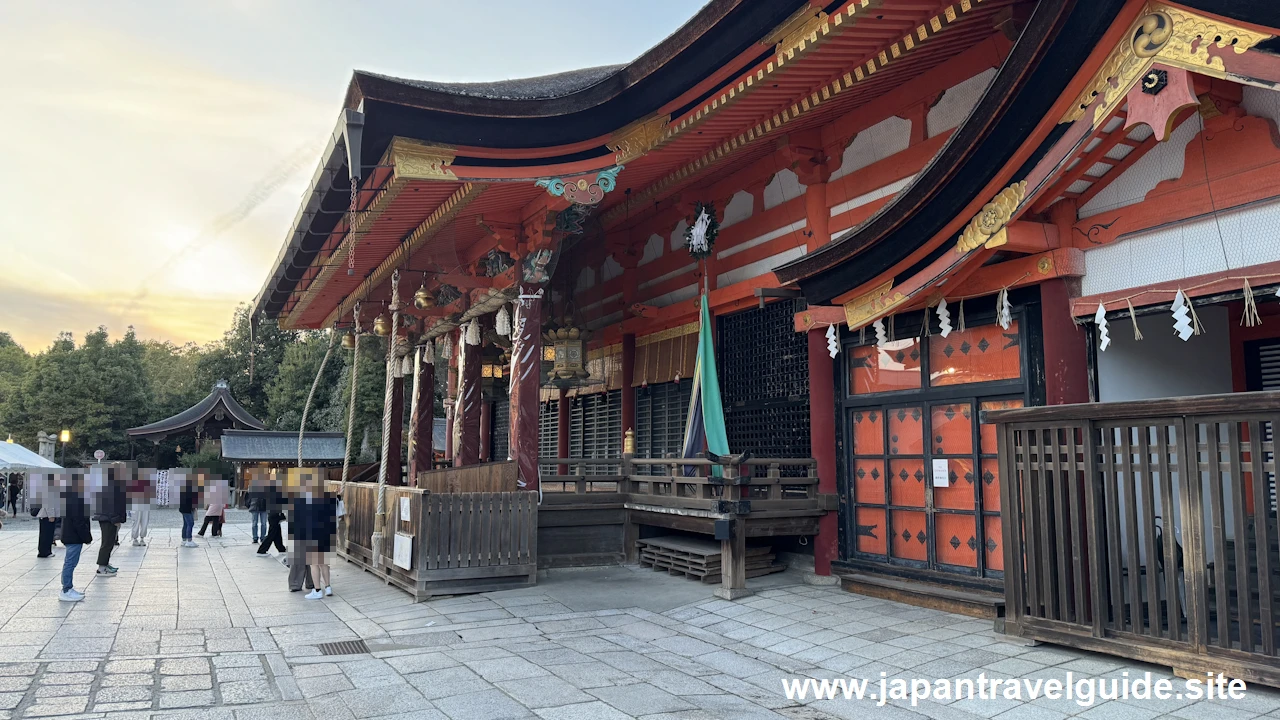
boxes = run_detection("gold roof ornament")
[956,181,1027,253]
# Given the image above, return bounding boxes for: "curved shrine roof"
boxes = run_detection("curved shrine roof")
[127,381,265,442]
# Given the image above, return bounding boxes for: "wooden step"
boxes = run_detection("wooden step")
[636,535,786,584]
[837,570,1005,620]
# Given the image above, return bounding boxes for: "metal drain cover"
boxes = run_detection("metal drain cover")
[317,640,370,656]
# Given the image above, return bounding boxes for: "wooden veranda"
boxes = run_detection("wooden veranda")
[987,393,1280,686]
[331,449,834,601]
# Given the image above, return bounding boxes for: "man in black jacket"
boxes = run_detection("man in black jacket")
[256,485,287,556]
[92,466,126,576]
[59,473,92,602]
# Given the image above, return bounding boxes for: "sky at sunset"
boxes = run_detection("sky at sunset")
[0,1,704,352]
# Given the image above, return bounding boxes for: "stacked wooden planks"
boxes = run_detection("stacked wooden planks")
[637,535,785,583]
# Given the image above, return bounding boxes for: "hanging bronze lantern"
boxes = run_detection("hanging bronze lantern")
[341,331,356,350]
[373,313,391,336]
[413,284,435,310]
[543,324,591,385]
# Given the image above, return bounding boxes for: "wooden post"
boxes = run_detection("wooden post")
[457,332,481,466]
[479,399,492,462]
[622,429,638,563]
[557,387,570,476]
[714,460,752,600]
[508,282,544,491]
[807,328,839,575]
[444,354,457,465]
[621,333,636,453]
[406,345,434,481]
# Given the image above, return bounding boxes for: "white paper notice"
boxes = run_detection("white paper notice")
[932,458,950,488]
[393,533,413,570]
[399,496,411,521]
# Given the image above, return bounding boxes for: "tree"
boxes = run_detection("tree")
[265,331,343,431]
[0,333,32,441]
[193,304,296,423]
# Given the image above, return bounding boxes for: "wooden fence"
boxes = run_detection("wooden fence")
[415,461,517,493]
[987,392,1280,686]
[333,481,537,600]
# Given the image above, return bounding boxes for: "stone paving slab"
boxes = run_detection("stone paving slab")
[0,511,1278,718]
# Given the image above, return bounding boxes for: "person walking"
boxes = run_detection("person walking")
[129,472,152,546]
[197,500,225,537]
[92,467,125,577]
[179,477,198,548]
[7,474,21,517]
[59,474,92,601]
[256,485,286,556]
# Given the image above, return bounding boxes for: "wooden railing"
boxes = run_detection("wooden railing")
[331,480,537,600]
[986,392,1280,687]
[415,461,517,493]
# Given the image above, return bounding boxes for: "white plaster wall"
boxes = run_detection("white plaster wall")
[1242,84,1280,129]
[927,67,997,137]
[763,168,806,210]
[1080,114,1202,218]
[639,234,663,266]
[670,219,688,251]
[721,190,753,229]
[830,116,911,181]
[1096,305,1232,402]
[599,256,623,283]
[1082,196,1280,296]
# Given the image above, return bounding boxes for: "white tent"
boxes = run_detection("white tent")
[0,442,62,471]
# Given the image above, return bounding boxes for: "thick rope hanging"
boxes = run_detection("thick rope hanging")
[341,303,362,485]
[375,270,402,531]
[298,326,338,468]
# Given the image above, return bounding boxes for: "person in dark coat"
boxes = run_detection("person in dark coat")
[246,470,268,544]
[301,474,338,599]
[286,491,315,593]
[91,467,126,576]
[257,485,287,556]
[7,474,21,516]
[179,474,198,547]
[59,473,93,601]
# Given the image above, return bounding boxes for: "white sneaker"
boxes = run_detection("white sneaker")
[324,586,332,597]
[304,589,323,600]
[59,589,83,602]
[138,539,146,546]
[257,552,271,558]
[183,540,197,548]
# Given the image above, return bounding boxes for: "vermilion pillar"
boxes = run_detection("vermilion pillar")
[621,333,636,449]
[803,183,830,249]
[508,283,544,489]
[457,335,482,466]
[808,328,839,575]
[479,400,492,463]
[406,346,435,480]
[1041,278,1089,405]
[445,348,457,464]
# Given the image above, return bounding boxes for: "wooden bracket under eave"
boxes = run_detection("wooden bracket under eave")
[793,305,845,332]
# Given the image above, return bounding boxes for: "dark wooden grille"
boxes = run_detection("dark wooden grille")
[491,394,510,462]
[538,399,558,476]
[574,390,621,474]
[991,394,1280,686]
[636,379,692,474]
[718,300,811,473]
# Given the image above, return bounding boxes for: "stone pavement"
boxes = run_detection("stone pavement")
[0,510,1278,719]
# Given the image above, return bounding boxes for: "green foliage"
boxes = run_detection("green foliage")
[0,307,413,469]
[177,443,233,480]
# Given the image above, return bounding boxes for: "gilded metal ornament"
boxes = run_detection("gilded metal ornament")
[956,181,1027,253]
[1063,3,1270,128]
[373,313,391,337]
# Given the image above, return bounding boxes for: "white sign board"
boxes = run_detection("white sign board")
[393,533,413,570]
[932,459,950,488]
[94,450,105,461]
[399,496,411,522]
